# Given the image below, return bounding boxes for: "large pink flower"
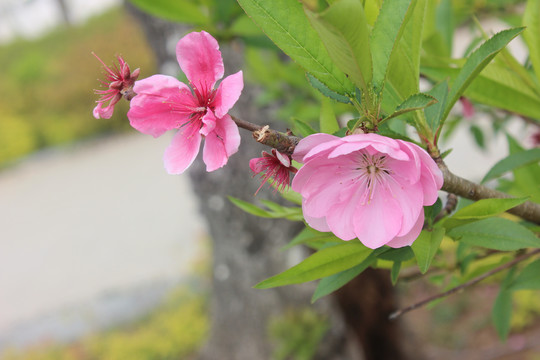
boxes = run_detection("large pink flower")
[292,133,443,249]
[127,31,243,174]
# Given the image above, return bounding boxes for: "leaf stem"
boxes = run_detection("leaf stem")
[389,248,540,320]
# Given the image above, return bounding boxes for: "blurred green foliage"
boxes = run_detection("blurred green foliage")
[1,289,208,360]
[0,7,155,168]
[268,308,329,360]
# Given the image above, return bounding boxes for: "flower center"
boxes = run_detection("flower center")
[356,153,392,204]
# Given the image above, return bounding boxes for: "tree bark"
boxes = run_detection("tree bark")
[125,4,417,359]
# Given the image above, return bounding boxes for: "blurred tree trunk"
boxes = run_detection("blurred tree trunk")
[126,4,418,360]
[55,0,71,25]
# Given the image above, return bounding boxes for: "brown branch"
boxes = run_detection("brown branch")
[230,115,300,156]
[437,159,540,225]
[389,248,540,320]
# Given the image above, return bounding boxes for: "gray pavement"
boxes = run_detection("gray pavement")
[0,133,206,349]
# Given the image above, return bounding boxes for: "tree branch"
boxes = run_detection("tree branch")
[437,159,540,225]
[389,248,540,320]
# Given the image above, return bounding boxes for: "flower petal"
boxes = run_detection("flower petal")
[203,114,240,171]
[292,133,339,163]
[176,31,224,91]
[128,75,193,138]
[303,212,331,233]
[213,71,243,118]
[93,103,114,119]
[352,187,403,249]
[163,123,202,174]
[385,176,424,236]
[385,211,424,248]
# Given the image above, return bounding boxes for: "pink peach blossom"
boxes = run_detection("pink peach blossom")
[292,133,443,249]
[127,31,243,174]
[250,149,297,195]
[93,53,139,119]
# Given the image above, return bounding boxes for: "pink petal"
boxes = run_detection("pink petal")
[213,71,243,118]
[128,75,193,138]
[93,103,114,119]
[404,142,443,205]
[385,211,424,248]
[292,133,339,163]
[200,111,217,136]
[202,114,240,172]
[163,124,202,174]
[385,177,424,236]
[352,187,403,249]
[325,192,361,241]
[249,155,266,173]
[273,149,291,167]
[303,212,331,233]
[176,31,224,92]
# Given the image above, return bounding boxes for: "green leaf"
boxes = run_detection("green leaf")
[293,118,317,137]
[435,0,453,56]
[237,0,353,94]
[370,0,414,94]
[441,27,525,123]
[306,73,352,104]
[391,261,402,285]
[304,0,372,92]
[509,259,540,291]
[311,247,387,302]
[382,93,437,122]
[443,197,529,229]
[378,246,414,262]
[482,148,540,183]
[384,0,425,107]
[228,196,272,218]
[523,0,540,81]
[448,217,540,251]
[319,98,340,134]
[492,288,513,341]
[412,228,445,274]
[422,63,540,121]
[254,241,372,289]
[425,80,449,134]
[470,124,485,149]
[282,227,341,251]
[280,188,303,206]
[128,0,208,25]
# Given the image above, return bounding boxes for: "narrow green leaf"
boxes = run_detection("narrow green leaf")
[378,246,414,262]
[482,148,540,183]
[311,247,387,302]
[441,27,525,122]
[280,188,303,206]
[523,0,540,81]
[382,93,437,122]
[384,0,426,110]
[425,80,449,133]
[448,217,540,251]
[128,0,208,25]
[254,242,371,289]
[319,98,339,134]
[443,197,529,229]
[422,63,540,121]
[412,228,445,274]
[282,227,341,251]
[370,0,414,93]
[492,288,513,341]
[470,124,485,149]
[293,118,317,137]
[306,73,352,104]
[391,261,402,285]
[237,0,353,94]
[228,196,272,218]
[304,0,372,91]
[509,259,540,291]
[435,0,453,56]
